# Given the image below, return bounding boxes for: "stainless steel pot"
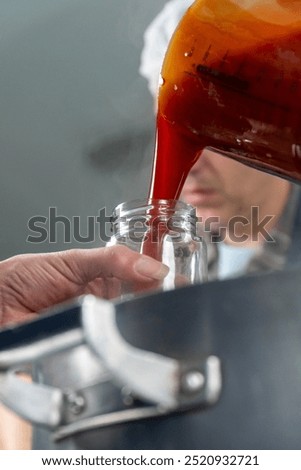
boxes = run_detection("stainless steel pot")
[0,268,301,449]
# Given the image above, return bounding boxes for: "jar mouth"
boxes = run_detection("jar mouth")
[112,198,196,219]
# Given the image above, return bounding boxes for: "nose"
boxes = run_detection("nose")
[189,149,212,176]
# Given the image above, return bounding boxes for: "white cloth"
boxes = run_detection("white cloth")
[217,243,258,280]
[139,0,193,96]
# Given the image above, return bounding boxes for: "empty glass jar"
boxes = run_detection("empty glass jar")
[108,199,207,298]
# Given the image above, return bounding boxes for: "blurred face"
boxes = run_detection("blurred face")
[181,150,291,239]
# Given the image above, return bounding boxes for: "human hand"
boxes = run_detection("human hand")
[0,246,169,326]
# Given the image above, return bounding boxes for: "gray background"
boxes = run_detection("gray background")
[0,0,167,259]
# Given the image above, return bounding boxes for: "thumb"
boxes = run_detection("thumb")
[59,245,169,284]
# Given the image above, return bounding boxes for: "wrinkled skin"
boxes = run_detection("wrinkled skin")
[0,245,168,326]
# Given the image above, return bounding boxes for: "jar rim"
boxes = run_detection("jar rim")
[112,198,196,217]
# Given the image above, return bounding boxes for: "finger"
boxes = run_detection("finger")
[1,310,39,327]
[82,277,121,299]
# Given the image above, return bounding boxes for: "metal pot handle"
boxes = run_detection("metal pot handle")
[0,367,64,428]
[0,295,222,428]
[82,296,222,409]
[0,306,84,428]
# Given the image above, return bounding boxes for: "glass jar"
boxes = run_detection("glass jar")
[108,199,207,298]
